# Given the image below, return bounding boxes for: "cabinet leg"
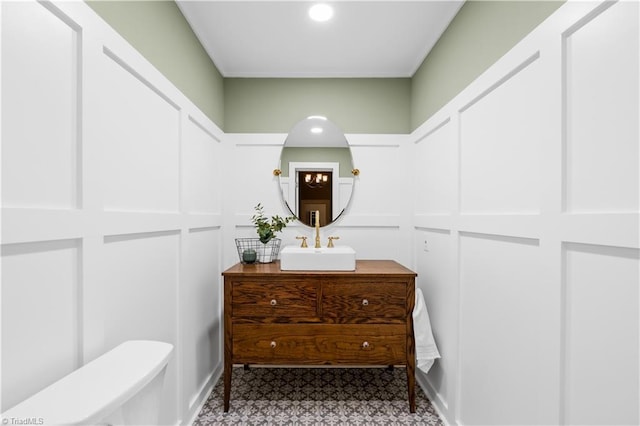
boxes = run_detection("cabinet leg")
[387,365,394,371]
[243,364,250,370]
[406,362,416,413]
[223,362,231,412]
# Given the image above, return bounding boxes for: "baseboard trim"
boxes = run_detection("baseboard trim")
[416,371,451,426]
[184,366,222,426]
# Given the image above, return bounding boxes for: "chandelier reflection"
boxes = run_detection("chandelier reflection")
[304,172,329,188]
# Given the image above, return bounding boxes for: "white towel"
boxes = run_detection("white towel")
[413,288,441,373]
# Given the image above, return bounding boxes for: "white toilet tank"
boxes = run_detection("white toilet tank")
[1,340,173,425]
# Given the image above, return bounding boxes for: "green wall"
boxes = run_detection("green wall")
[411,0,564,130]
[86,0,564,134]
[280,148,353,178]
[224,78,410,134]
[86,0,225,129]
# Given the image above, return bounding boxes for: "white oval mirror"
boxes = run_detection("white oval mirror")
[278,116,354,227]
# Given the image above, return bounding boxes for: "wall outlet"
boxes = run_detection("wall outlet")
[423,239,429,252]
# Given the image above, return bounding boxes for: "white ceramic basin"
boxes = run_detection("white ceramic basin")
[280,245,356,271]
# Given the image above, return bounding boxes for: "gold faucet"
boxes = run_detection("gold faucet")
[327,236,340,248]
[314,210,321,248]
[296,236,308,248]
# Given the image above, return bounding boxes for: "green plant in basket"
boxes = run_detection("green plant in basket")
[251,203,295,244]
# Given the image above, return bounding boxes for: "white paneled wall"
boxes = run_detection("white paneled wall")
[99,49,181,213]
[1,2,223,424]
[564,2,638,214]
[412,1,639,425]
[1,240,81,410]
[1,1,80,210]
[563,243,639,425]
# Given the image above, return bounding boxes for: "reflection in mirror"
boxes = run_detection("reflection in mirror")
[278,116,354,227]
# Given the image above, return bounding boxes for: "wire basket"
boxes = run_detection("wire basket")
[235,238,281,264]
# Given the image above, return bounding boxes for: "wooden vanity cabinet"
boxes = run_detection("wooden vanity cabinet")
[222,259,417,412]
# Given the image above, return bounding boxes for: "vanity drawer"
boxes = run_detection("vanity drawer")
[232,280,318,317]
[233,324,406,365]
[322,281,407,319]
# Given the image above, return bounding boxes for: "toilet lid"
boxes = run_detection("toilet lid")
[2,340,173,425]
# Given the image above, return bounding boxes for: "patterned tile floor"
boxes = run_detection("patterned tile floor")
[195,367,444,425]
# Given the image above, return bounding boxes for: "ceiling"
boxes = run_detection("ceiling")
[176,1,465,78]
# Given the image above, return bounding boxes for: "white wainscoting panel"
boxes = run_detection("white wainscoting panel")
[229,135,285,212]
[326,227,403,260]
[1,1,80,209]
[414,228,454,412]
[459,53,543,215]
[563,1,639,213]
[338,177,354,214]
[414,119,454,215]
[181,228,221,416]
[1,240,80,410]
[183,117,222,214]
[563,243,639,425]
[99,49,181,213]
[348,141,404,216]
[102,232,179,423]
[458,233,557,425]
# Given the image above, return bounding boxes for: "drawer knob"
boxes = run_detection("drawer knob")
[362,341,370,349]
[270,341,276,348]
[270,299,277,306]
[362,299,369,306]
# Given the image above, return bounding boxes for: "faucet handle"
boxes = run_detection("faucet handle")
[296,236,308,248]
[327,236,340,248]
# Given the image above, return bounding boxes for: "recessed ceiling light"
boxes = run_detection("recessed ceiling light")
[307,115,327,120]
[309,4,333,22]
[310,127,323,134]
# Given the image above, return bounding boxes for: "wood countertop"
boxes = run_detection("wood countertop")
[223,259,416,277]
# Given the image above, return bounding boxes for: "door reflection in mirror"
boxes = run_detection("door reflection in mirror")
[298,170,332,227]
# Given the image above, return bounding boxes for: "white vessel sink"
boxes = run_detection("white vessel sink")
[280,245,356,271]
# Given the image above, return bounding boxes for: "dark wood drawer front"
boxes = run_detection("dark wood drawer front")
[322,282,406,319]
[232,281,318,317]
[233,324,406,364]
